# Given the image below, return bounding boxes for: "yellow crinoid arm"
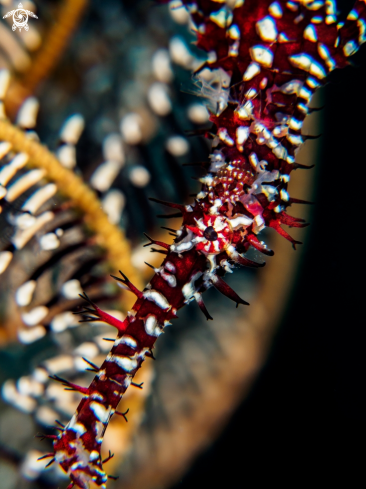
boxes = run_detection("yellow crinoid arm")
[0,117,143,304]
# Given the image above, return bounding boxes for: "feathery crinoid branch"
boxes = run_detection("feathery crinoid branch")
[46,1,366,487]
[0,89,141,294]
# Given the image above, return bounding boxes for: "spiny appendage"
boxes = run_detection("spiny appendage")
[40,1,366,487]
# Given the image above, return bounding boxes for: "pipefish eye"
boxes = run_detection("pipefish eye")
[203,226,218,241]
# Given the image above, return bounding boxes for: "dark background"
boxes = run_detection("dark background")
[170,7,366,488]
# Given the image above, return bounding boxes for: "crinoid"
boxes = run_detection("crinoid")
[0,70,153,487]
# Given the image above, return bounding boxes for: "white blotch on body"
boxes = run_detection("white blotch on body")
[114,335,138,349]
[250,45,273,68]
[143,289,171,310]
[144,315,162,337]
[89,451,99,462]
[90,392,104,402]
[228,214,252,229]
[109,354,138,372]
[268,2,282,17]
[182,271,203,301]
[236,126,250,145]
[243,62,260,81]
[256,16,277,42]
[164,261,176,273]
[70,423,87,436]
[160,271,177,287]
[217,127,235,146]
[89,402,111,424]
[304,24,317,42]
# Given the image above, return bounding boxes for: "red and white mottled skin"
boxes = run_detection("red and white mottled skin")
[46,1,366,487]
